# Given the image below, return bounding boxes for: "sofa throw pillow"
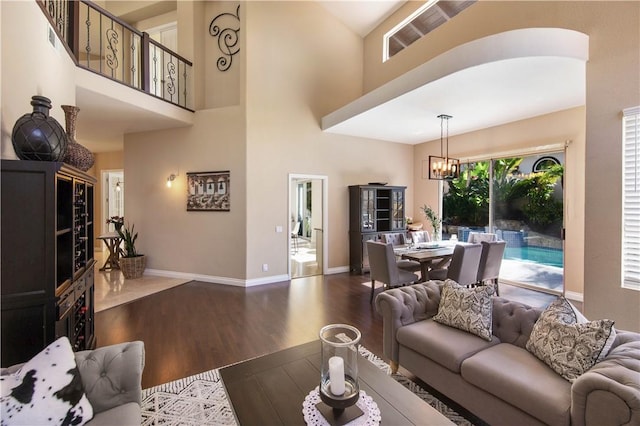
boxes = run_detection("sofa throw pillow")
[433,279,494,341]
[526,298,615,382]
[0,337,93,425]
[560,297,617,362]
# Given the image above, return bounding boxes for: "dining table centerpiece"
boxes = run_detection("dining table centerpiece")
[117,222,146,279]
[420,204,442,241]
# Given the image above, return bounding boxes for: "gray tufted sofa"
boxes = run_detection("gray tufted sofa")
[375,281,640,426]
[2,341,145,425]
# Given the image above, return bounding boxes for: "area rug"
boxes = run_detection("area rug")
[141,346,474,426]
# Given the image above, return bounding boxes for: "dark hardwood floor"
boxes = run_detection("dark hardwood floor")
[95,273,557,389]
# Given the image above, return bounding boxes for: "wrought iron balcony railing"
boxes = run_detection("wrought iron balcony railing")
[38,0,193,111]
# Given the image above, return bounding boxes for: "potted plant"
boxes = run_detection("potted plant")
[117,222,146,279]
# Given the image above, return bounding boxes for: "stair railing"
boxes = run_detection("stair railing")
[37,0,193,111]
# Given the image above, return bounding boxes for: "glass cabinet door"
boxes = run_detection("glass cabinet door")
[361,189,375,231]
[391,189,405,230]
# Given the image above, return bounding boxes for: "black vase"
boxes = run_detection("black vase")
[11,95,67,161]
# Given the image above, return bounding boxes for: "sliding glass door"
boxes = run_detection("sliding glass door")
[442,152,565,293]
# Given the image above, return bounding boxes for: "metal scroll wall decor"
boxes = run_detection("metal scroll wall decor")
[209,5,240,72]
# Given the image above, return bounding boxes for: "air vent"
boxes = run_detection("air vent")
[384,1,476,61]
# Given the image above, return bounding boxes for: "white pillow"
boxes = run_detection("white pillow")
[1,337,93,425]
[433,279,495,341]
[526,298,615,382]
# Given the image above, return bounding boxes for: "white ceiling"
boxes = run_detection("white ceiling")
[321,27,589,144]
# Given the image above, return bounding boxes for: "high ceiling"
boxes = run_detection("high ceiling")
[75,1,586,150]
[319,6,588,145]
[317,1,406,37]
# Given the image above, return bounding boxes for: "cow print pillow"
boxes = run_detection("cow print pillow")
[1,337,93,425]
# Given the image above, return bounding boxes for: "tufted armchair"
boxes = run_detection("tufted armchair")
[75,341,145,425]
[2,341,145,426]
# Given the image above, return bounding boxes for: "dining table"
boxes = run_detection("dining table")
[394,242,457,281]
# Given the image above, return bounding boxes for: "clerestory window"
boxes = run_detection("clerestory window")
[383,0,476,62]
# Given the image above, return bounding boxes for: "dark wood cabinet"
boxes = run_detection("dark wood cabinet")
[349,185,406,274]
[1,160,96,366]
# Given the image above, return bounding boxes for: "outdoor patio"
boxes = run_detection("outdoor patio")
[500,258,563,292]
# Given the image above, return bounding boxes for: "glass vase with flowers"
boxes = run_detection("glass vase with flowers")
[106,216,124,232]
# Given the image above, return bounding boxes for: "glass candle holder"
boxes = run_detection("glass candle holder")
[319,324,361,410]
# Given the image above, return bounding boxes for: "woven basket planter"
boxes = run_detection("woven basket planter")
[119,255,146,279]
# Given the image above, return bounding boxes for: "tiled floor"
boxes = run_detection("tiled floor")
[94,250,190,312]
[291,238,322,278]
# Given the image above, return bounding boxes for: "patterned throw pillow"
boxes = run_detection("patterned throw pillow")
[433,279,495,341]
[526,298,615,382]
[1,337,93,425]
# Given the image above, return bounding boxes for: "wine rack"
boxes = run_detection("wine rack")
[74,181,87,274]
[1,160,97,366]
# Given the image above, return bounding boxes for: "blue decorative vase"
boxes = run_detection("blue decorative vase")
[11,96,67,161]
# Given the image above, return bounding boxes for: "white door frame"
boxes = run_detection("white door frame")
[288,174,328,277]
[101,169,124,236]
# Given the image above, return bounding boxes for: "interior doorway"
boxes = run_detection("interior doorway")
[288,174,327,278]
[102,170,125,235]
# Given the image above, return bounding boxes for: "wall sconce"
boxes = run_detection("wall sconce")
[166,174,177,188]
[115,180,123,191]
[428,114,460,180]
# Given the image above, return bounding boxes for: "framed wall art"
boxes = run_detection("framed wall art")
[186,170,230,211]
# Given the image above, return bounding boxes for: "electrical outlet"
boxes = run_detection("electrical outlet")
[262,264,269,272]
[275,226,283,233]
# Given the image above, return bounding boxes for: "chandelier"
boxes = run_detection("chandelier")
[428,114,460,180]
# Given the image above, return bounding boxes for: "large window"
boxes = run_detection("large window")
[442,153,564,293]
[623,107,640,290]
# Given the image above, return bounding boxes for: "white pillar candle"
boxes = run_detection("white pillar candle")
[328,356,345,396]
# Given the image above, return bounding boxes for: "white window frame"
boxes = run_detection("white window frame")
[622,106,640,291]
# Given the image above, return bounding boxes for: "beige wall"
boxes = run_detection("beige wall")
[413,107,586,298]
[177,1,204,111]
[124,1,413,283]
[366,1,640,330]
[1,1,76,159]
[244,1,413,279]
[124,107,248,282]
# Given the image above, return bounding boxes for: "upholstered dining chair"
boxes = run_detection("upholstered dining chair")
[467,232,497,244]
[381,233,421,273]
[366,241,419,303]
[429,243,483,287]
[409,230,431,244]
[381,232,405,246]
[476,240,507,296]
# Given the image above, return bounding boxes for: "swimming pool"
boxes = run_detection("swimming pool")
[504,246,563,268]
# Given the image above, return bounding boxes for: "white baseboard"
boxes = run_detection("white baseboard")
[145,268,289,287]
[564,290,584,302]
[326,266,350,275]
[245,274,290,286]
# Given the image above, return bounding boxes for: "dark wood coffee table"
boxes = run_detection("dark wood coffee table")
[220,340,454,425]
